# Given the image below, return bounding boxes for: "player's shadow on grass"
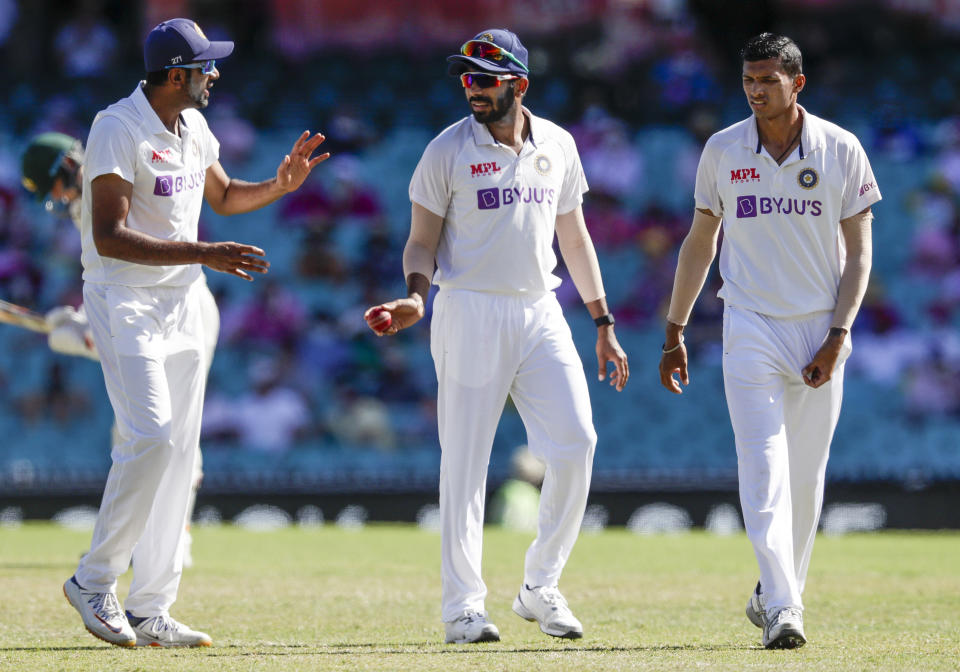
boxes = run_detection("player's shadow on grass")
[204,643,753,655]
[0,562,78,571]
[1,646,118,652]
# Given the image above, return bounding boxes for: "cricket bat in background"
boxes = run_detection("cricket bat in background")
[0,299,49,334]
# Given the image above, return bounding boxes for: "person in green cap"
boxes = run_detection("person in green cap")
[21,132,99,360]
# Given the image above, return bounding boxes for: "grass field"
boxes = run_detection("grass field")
[1,523,958,671]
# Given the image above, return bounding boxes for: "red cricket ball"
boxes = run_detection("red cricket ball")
[366,307,392,333]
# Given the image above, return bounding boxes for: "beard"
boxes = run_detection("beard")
[186,70,210,109]
[470,83,516,124]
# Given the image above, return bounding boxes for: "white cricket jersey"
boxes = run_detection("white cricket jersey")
[695,106,881,317]
[80,83,220,287]
[409,107,588,294]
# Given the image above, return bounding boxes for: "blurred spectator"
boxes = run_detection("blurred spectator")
[203,357,313,453]
[0,0,16,47]
[207,97,257,166]
[16,362,90,426]
[489,445,546,532]
[325,387,395,452]
[53,0,118,79]
[221,279,308,348]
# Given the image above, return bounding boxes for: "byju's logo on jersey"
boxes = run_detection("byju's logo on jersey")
[477,186,555,210]
[153,170,205,197]
[736,195,757,218]
[737,194,823,218]
[478,188,500,209]
[470,162,502,177]
[731,168,760,183]
[859,181,876,197]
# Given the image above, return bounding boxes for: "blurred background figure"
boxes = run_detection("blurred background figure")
[489,445,546,532]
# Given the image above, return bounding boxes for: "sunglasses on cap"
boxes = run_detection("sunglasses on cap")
[164,59,216,75]
[460,72,521,89]
[460,40,529,73]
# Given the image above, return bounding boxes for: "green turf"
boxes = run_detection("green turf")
[0,523,957,671]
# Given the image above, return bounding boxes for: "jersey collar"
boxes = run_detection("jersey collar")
[744,104,823,161]
[133,82,177,138]
[469,106,539,148]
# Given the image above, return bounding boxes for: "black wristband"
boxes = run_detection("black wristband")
[594,313,615,327]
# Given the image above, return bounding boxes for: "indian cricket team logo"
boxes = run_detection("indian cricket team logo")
[797,167,819,190]
[534,154,552,176]
[480,32,495,42]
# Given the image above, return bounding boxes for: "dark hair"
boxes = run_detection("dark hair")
[741,33,803,77]
[145,67,199,87]
[145,69,168,86]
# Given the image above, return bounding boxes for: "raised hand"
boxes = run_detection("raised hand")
[276,131,331,193]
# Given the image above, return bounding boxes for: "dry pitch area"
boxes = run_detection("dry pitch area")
[0,523,957,671]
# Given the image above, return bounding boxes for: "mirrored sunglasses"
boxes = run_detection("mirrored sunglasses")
[165,59,216,75]
[460,72,520,89]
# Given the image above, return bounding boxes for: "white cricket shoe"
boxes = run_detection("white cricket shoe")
[745,581,766,628]
[444,610,500,644]
[126,612,212,647]
[762,607,806,649]
[63,576,136,647]
[512,584,583,639]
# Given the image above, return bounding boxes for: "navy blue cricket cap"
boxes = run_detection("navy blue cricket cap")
[447,28,529,76]
[144,18,234,72]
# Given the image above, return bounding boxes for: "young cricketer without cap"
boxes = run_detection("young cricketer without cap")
[659,32,880,649]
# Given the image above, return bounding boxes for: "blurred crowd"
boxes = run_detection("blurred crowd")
[1,0,959,487]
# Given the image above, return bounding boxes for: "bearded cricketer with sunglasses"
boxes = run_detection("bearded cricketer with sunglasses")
[61,18,329,648]
[364,28,629,644]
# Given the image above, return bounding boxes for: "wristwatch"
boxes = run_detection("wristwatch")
[594,313,615,327]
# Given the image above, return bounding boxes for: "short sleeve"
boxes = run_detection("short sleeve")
[840,137,881,220]
[202,126,220,170]
[409,138,451,217]
[694,139,722,215]
[84,115,137,184]
[557,134,588,215]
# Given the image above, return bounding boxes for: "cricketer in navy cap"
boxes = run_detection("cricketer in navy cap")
[447,28,529,76]
[144,18,234,72]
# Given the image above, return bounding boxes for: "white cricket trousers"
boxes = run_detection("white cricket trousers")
[76,279,207,617]
[431,289,597,622]
[722,305,850,614]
